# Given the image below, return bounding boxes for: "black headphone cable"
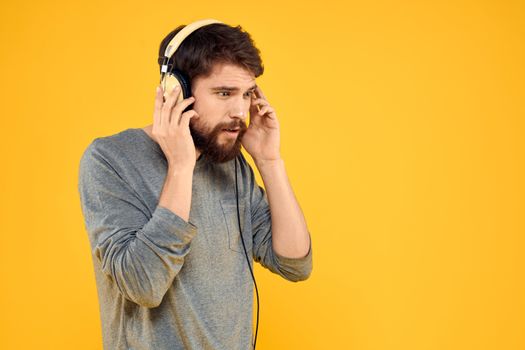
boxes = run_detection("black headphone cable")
[235,156,260,350]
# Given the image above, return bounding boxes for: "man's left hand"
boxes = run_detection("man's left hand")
[241,86,281,162]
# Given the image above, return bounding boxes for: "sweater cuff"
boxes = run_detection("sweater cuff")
[273,232,313,265]
[137,205,198,245]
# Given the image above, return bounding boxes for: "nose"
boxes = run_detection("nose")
[230,109,246,121]
[229,96,249,122]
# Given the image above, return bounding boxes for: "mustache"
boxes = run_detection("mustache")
[221,121,247,130]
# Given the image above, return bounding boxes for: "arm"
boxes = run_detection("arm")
[158,166,193,222]
[255,158,311,259]
[242,85,312,279]
[242,154,313,282]
[78,140,197,308]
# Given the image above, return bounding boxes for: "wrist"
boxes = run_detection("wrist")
[167,163,194,176]
[254,157,284,169]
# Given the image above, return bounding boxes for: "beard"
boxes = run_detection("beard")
[189,118,248,163]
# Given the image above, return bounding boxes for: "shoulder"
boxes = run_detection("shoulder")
[79,128,137,173]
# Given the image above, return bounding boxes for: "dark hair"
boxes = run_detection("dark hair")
[157,23,264,82]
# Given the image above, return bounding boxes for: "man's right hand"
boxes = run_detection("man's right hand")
[153,84,199,170]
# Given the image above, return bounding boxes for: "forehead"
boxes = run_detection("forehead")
[198,62,255,87]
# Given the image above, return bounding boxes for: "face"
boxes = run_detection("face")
[189,62,256,163]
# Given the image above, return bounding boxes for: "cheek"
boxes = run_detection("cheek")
[202,102,227,120]
[193,96,218,114]
[190,114,216,134]
[191,115,206,130]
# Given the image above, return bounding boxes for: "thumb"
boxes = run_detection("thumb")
[180,110,198,128]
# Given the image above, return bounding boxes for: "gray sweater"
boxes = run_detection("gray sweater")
[77,128,313,350]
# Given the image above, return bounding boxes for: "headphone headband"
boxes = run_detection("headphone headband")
[160,18,223,73]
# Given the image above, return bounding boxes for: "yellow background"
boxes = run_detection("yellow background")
[1,0,524,349]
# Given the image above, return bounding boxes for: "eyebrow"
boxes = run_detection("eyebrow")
[210,84,257,92]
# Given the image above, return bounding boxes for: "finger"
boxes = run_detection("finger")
[262,106,275,118]
[251,98,268,106]
[160,85,179,127]
[153,85,163,129]
[251,100,268,113]
[167,84,181,100]
[249,107,263,125]
[258,105,269,116]
[178,110,199,129]
[255,86,267,100]
[170,96,195,126]
[161,86,181,127]
[164,84,181,109]
[250,98,265,114]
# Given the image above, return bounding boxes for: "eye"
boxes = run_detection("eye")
[217,91,230,97]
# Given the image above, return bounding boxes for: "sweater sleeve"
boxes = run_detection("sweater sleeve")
[242,155,313,282]
[78,140,198,308]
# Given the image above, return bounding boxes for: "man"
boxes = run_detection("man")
[78,22,313,350]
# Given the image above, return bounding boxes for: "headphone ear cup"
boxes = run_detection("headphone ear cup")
[170,69,192,99]
[160,69,193,112]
